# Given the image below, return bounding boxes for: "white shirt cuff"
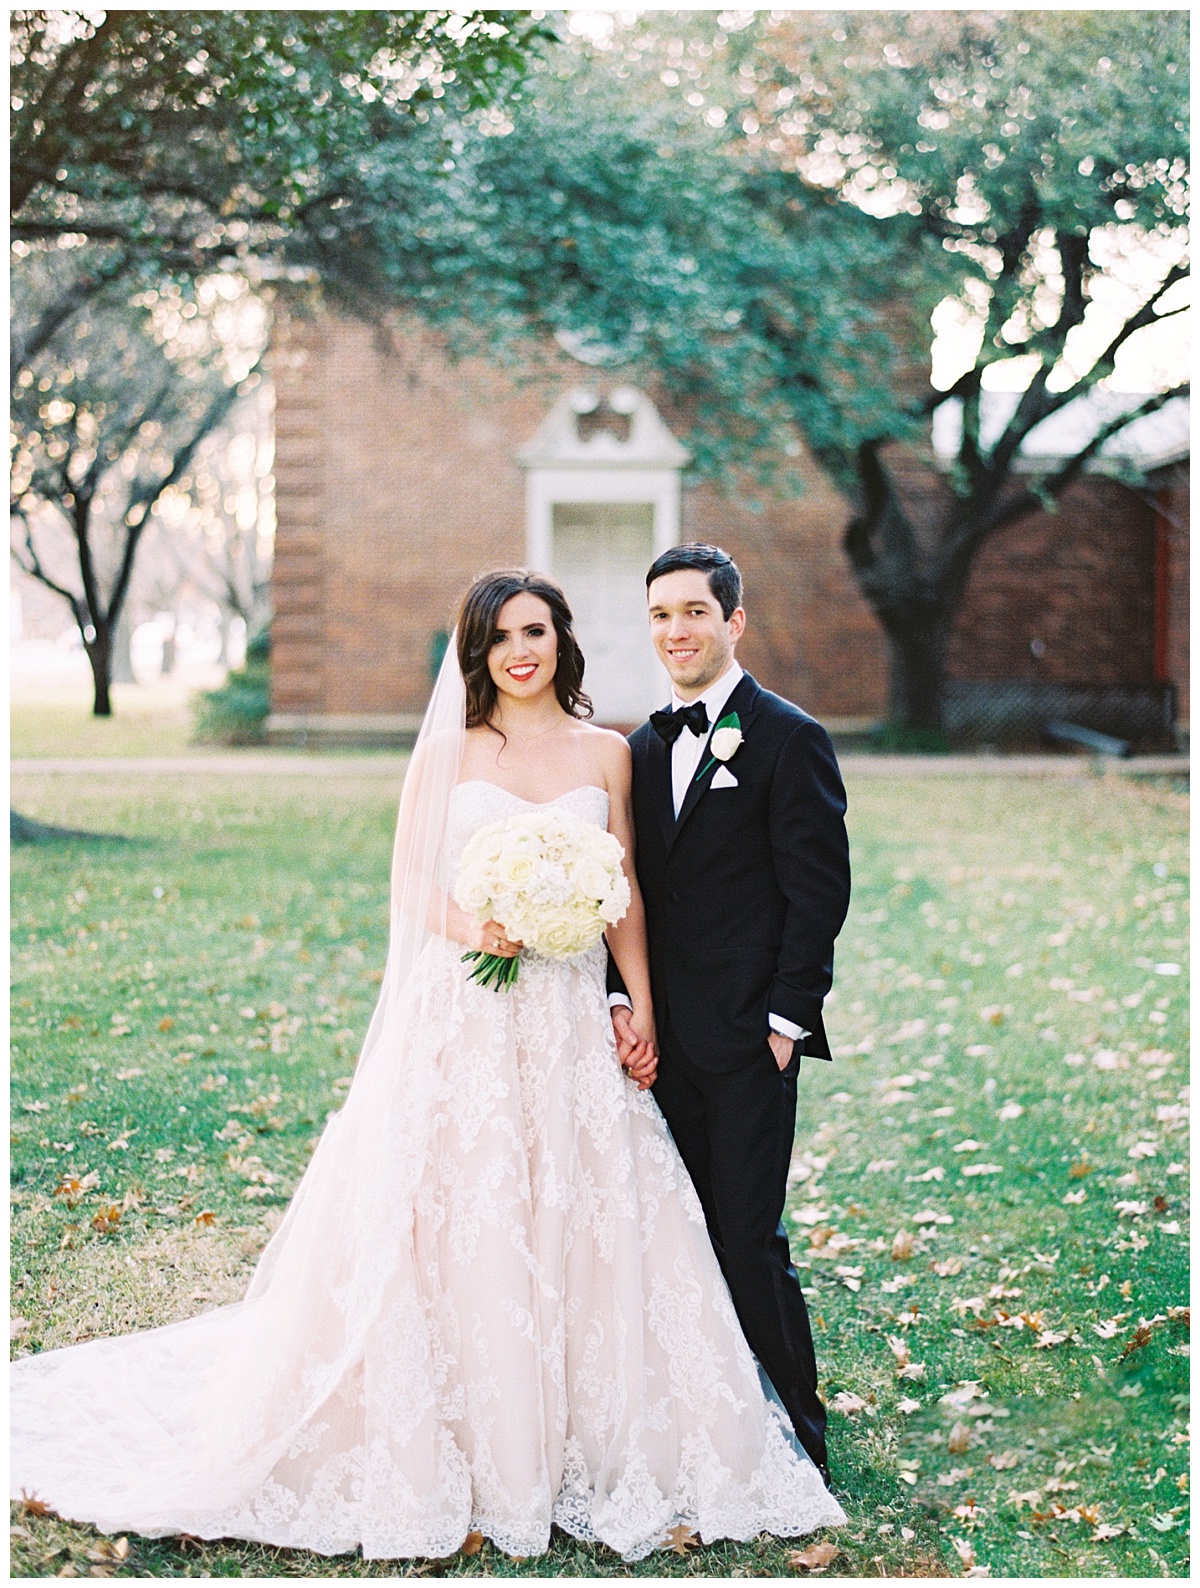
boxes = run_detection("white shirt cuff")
[769,1013,809,1042]
[612,998,807,1041]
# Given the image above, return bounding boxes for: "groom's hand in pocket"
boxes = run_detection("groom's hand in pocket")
[767,1031,795,1072]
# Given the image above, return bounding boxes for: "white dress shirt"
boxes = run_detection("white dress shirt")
[610,661,809,1045]
[668,662,744,817]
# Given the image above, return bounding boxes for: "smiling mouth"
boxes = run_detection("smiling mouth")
[667,648,699,663]
[507,664,538,680]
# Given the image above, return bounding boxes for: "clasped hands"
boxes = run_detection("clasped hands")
[610,1006,658,1090]
[611,1013,795,1087]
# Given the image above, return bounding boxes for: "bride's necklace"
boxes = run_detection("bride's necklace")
[498,716,567,745]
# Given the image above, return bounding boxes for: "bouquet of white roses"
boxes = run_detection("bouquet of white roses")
[453,805,631,990]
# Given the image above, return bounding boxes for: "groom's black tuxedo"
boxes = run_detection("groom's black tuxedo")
[615,671,850,1072]
[609,669,850,1474]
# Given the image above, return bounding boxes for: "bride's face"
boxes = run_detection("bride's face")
[487,592,559,704]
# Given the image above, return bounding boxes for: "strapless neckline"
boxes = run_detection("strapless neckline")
[452,780,608,808]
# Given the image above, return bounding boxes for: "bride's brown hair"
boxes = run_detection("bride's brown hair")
[456,569,593,730]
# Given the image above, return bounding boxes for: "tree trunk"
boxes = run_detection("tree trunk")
[884,622,947,739]
[87,628,113,716]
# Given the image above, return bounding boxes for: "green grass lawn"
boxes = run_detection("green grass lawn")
[10,769,1189,1579]
[10,681,214,760]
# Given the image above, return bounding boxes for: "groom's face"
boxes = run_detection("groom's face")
[647,570,745,699]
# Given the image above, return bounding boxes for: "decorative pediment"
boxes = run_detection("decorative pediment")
[517,387,690,470]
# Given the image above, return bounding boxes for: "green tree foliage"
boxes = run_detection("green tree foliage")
[10,9,549,285]
[363,64,902,485]
[10,9,549,714]
[421,13,1188,734]
[739,10,1190,732]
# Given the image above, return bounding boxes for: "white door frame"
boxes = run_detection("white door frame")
[525,466,681,573]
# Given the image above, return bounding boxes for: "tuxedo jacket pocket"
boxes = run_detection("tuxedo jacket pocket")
[710,766,738,789]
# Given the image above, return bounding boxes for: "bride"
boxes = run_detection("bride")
[10,569,844,1562]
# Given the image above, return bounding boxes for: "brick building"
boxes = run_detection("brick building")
[267,309,1188,743]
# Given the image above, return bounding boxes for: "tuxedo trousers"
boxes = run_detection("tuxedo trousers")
[652,1026,828,1471]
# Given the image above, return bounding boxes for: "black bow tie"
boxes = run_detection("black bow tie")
[650,700,709,746]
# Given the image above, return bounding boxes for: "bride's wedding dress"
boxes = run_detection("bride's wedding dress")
[10,781,843,1560]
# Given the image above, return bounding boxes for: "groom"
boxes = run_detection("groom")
[609,543,850,1486]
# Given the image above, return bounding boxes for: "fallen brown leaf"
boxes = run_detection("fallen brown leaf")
[158,1016,175,1032]
[892,1229,915,1261]
[829,1390,867,1415]
[460,1530,485,1557]
[787,1540,840,1571]
[1121,1322,1154,1359]
[193,1210,217,1227]
[950,1535,977,1571]
[19,1490,56,1517]
[947,1422,973,1454]
[887,1334,912,1369]
[665,1524,700,1556]
[54,1171,99,1209]
[87,1539,130,1564]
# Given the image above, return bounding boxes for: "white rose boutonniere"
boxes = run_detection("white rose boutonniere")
[697,711,743,780]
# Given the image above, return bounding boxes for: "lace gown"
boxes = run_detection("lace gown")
[10,782,844,1560]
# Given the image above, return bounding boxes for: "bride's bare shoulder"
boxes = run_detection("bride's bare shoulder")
[573,722,632,787]
[574,720,631,752]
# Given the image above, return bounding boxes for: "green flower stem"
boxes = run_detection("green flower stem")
[461,949,522,991]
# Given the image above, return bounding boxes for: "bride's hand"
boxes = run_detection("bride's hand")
[625,1006,658,1090]
[470,917,523,958]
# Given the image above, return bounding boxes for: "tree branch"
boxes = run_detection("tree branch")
[10,512,86,627]
[990,383,1190,534]
[11,249,131,374]
[11,14,117,214]
[107,367,259,627]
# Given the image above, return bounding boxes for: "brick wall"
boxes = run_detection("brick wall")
[1156,462,1189,723]
[269,309,1187,731]
[680,476,887,718]
[269,309,888,725]
[946,476,1157,687]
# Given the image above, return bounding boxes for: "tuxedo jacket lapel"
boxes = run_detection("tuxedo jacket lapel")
[644,719,676,852]
[670,673,760,849]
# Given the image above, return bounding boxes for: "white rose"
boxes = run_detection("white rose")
[570,855,613,902]
[600,872,631,924]
[710,725,743,762]
[534,908,598,958]
[497,850,538,888]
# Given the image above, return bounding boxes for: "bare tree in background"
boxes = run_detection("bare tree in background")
[10,265,263,714]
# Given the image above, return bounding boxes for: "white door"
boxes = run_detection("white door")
[551,502,665,725]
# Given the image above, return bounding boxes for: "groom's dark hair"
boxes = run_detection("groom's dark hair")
[646,543,742,619]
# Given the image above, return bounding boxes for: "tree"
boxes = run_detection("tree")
[149,391,276,666]
[10,9,550,292]
[10,9,551,712]
[426,13,1188,736]
[10,266,262,714]
[656,10,1190,734]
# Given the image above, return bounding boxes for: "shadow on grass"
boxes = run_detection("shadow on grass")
[10,809,140,846]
